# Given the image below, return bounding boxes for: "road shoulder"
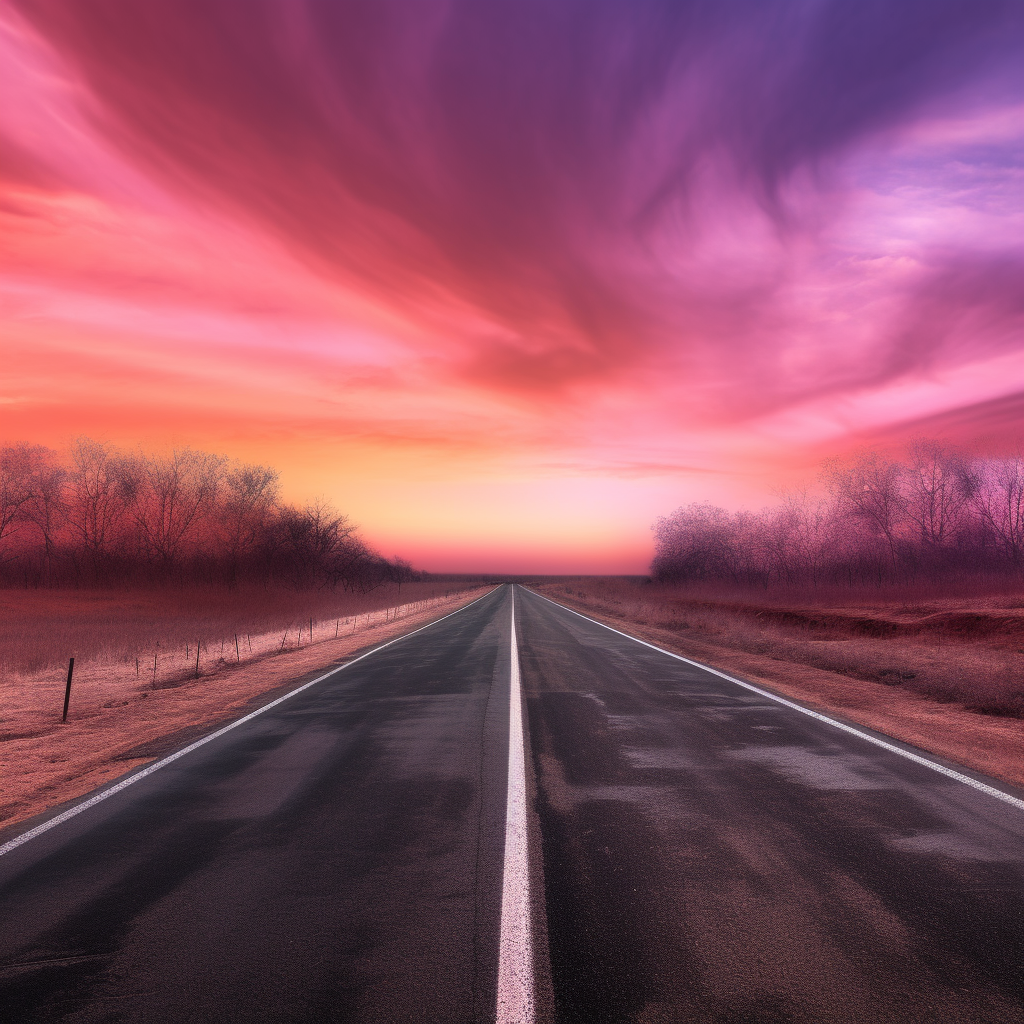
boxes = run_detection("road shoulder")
[530,587,1024,793]
[0,589,491,839]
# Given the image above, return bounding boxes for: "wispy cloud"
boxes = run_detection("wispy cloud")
[3,0,1023,568]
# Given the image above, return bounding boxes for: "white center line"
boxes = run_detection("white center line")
[496,588,534,1024]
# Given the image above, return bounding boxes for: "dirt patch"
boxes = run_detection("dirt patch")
[534,585,1024,793]
[0,588,491,836]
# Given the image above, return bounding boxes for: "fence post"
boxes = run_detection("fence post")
[195,640,201,678]
[62,657,75,723]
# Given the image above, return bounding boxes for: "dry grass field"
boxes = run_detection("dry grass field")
[0,583,488,832]
[533,578,1024,790]
[0,581,471,678]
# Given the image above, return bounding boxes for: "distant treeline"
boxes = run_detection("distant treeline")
[0,439,414,590]
[652,442,1024,588]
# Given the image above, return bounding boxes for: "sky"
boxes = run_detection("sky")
[2,1,1023,573]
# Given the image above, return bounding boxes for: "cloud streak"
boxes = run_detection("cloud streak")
[3,0,1024,568]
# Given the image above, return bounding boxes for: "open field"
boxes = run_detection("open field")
[533,578,1024,790]
[0,584,489,833]
[0,581,472,677]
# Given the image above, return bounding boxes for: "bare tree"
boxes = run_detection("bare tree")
[281,499,359,589]
[65,438,131,571]
[826,453,906,573]
[903,440,971,552]
[221,463,279,585]
[762,497,810,586]
[649,443,1024,591]
[18,446,67,583]
[0,445,37,560]
[968,455,1024,569]
[124,448,226,570]
[325,534,377,590]
[731,510,772,588]
[652,503,738,582]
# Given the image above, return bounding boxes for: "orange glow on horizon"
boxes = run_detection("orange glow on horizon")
[3,3,1023,573]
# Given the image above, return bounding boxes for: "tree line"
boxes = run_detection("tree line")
[0,438,413,590]
[652,442,1024,589]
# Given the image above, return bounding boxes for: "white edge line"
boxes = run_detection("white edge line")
[0,588,501,859]
[525,588,1024,814]
[496,586,535,1024]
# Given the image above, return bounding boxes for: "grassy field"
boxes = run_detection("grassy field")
[0,581,472,678]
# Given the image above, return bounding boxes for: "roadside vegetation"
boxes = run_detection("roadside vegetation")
[0,581,474,680]
[0,435,458,689]
[653,442,1024,591]
[545,577,1024,718]
[533,442,1024,786]
[0,437,411,590]
[626,441,1024,719]
[0,438,490,829]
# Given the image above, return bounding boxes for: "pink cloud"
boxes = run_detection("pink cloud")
[2,0,1024,569]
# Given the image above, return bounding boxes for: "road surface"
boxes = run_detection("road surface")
[1,584,1023,1022]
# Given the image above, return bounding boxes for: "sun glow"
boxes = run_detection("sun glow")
[3,1,1023,571]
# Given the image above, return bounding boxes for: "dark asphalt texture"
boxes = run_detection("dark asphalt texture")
[0,587,514,1024]
[2,584,1024,1023]
[517,587,1024,1024]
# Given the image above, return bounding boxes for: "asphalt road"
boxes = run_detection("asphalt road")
[517,587,1024,1024]
[2,584,1023,1023]
[0,586,517,1024]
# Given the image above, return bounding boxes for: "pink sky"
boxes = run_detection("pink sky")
[2,1,1023,572]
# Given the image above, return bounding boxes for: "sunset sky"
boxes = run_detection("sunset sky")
[3,1,1023,572]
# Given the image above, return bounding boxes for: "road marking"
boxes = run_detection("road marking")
[496,589,534,1024]
[527,590,1024,814]
[0,589,499,860]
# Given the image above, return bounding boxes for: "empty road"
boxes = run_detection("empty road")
[1,585,1023,1022]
